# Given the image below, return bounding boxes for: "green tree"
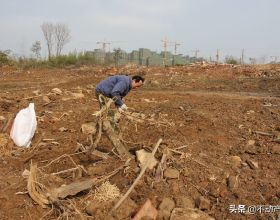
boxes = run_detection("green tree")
[0,50,11,66]
[225,56,239,65]
[31,41,41,59]
[113,48,121,67]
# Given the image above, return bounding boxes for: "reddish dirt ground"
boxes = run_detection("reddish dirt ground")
[0,64,280,220]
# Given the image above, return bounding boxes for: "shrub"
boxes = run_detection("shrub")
[0,50,12,66]
[225,56,239,65]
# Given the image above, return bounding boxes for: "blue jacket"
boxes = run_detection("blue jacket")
[96,75,132,107]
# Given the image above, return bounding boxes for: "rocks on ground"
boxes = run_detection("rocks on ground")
[51,88,63,95]
[164,168,179,179]
[195,196,210,211]
[170,208,214,220]
[81,122,97,135]
[158,197,176,220]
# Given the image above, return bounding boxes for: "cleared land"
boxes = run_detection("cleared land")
[0,64,280,220]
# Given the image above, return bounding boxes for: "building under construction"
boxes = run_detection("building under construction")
[86,48,196,66]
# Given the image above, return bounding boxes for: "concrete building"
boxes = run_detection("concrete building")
[88,47,196,66]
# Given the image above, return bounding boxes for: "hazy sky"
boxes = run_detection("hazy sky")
[0,0,279,62]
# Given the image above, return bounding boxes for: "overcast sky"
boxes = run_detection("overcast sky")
[0,0,279,62]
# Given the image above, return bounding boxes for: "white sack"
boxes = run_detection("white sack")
[10,103,37,147]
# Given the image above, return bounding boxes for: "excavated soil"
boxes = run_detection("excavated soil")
[0,64,280,220]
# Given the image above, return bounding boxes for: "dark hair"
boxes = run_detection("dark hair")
[132,75,145,83]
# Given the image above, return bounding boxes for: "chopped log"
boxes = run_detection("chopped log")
[91,149,110,159]
[103,119,131,159]
[49,164,124,201]
[50,178,96,200]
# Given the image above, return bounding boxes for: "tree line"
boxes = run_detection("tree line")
[31,22,71,59]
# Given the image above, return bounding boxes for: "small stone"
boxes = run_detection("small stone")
[247,140,255,146]
[229,156,241,168]
[158,198,175,220]
[241,162,248,167]
[136,149,158,170]
[112,197,138,219]
[271,145,280,154]
[245,144,257,155]
[32,90,40,96]
[42,96,50,103]
[164,168,179,179]
[58,127,67,132]
[227,175,239,190]
[182,168,189,177]
[86,202,103,216]
[209,184,220,198]
[195,196,210,210]
[81,122,97,135]
[71,92,85,99]
[246,159,258,169]
[22,169,30,178]
[219,189,228,198]
[152,80,160,86]
[51,88,62,95]
[170,182,180,194]
[175,196,195,209]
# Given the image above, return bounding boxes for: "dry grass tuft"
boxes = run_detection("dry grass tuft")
[94,181,121,202]
[27,163,51,207]
[0,133,12,155]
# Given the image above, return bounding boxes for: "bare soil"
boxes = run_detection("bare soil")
[0,64,280,220]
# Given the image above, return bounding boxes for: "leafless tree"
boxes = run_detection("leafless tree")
[54,23,71,56]
[41,22,54,59]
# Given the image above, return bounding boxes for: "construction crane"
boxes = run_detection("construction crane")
[169,41,181,55]
[97,39,125,52]
[96,40,111,53]
[96,39,125,64]
[161,38,181,65]
[161,37,169,65]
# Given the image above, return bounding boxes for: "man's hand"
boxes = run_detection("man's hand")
[118,104,128,113]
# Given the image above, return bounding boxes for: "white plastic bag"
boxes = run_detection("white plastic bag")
[10,103,37,147]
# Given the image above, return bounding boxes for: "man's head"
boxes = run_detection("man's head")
[132,75,145,89]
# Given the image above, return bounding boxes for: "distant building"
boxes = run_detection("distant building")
[86,47,199,66]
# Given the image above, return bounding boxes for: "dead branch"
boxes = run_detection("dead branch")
[92,99,114,117]
[122,111,174,127]
[252,131,274,136]
[91,149,110,159]
[155,153,167,182]
[103,119,131,159]
[51,166,81,176]
[90,117,102,150]
[112,138,162,211]
[40,151,86,169]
